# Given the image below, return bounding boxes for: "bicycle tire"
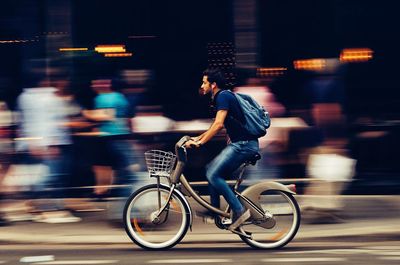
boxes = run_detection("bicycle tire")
[123,184,191,250]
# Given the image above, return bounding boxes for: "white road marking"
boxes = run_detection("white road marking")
[20,255,55,263]
[281,249,372,254]
[378,251,400,256]
[261,257,347,262]
[378,257,400,261]
[362,246,400,250]
[280,248,400,257]
[0,261,6,264]
[33,261,118,265]
[148,259,232,264]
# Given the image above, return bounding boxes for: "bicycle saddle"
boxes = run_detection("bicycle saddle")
[246,153,261,165]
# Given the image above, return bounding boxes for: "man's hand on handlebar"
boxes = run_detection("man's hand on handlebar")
[191,136,201,142]
[184,139,202,149]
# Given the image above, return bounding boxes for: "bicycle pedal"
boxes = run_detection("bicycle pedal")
[265,211,273,219]
[221,218,232,226]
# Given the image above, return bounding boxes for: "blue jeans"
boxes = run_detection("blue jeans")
[206,140,259,214]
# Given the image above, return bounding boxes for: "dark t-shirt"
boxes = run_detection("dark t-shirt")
[214,90,251,142]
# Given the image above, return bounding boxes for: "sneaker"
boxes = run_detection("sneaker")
[34,211,81,224]
[228,209,250,231]
[5,213,37,222]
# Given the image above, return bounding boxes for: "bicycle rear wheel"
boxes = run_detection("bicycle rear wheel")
[240,190,300,249]
[123,184,191,250]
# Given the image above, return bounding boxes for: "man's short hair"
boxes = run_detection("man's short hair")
[203,68,226,89]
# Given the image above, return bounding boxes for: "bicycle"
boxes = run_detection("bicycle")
[123,135,301,250]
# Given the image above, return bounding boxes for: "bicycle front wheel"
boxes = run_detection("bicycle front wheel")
[240,190,300,249]
[123,184,191,250]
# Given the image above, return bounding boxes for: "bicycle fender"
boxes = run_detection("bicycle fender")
[162,183,194,230]
[242,181,295,197]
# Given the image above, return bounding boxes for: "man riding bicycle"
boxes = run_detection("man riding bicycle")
[185,68,260,231]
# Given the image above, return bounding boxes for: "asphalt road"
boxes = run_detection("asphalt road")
[1,239,400,265]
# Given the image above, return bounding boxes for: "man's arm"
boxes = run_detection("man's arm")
[192,132,206,142]
[82,109,116,122]
[186,110,227,148]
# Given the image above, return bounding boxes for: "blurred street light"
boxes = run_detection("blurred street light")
[95,45,126,53]
[340,48,373,62]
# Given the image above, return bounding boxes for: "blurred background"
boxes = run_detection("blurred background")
[0,0,400,226]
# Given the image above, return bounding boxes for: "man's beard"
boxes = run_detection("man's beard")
[199,88,208,96]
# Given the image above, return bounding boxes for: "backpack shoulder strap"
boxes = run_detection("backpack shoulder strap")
[222,90,247,126]
[212,89,230,105]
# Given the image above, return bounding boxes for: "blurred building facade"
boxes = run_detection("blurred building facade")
[0,0,399,196]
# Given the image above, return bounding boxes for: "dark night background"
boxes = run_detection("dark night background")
[1,0,399,119]
[1,1,400,192]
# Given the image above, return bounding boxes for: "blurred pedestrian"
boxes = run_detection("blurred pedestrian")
[300,61,356,223]
[234,73,286,184]
[83,77,141,223]
[0,101,13,226]
[16,75,80,223]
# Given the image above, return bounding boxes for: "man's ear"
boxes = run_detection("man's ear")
[211,82,217,89]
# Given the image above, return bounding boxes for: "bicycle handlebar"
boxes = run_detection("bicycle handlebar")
[175,135,191,151]
[174,135,192,163]
[167,135,192,183]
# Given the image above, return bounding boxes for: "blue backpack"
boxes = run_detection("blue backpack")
[225,90,271,138]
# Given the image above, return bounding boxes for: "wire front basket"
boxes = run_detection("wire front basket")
[144,150,177,178]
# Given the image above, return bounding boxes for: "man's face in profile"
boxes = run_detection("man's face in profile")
[199,75,212,96]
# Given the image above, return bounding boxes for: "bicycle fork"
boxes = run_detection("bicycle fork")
[151,181,176,224]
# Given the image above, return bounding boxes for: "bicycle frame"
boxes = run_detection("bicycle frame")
[161,136,247,218]
[154,136,296,223]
